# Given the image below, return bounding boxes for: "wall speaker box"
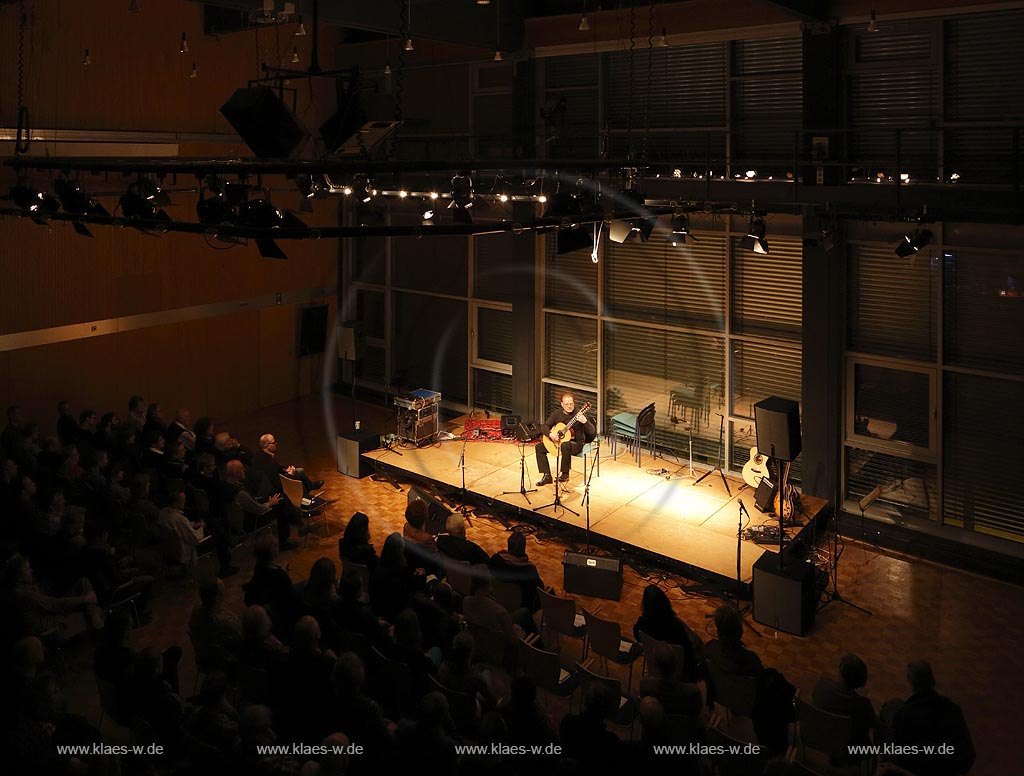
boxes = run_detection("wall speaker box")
[752,551,816,636]
[337,430,379,479]
[337,321,365,361]
[407,486,451,535]
[754,478,777,513]
[563,551,622,601]
[754,396,802,462]
[298,304,329,355]
[220,86,309,159]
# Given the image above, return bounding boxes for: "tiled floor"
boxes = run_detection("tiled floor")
[62,394,1023,776]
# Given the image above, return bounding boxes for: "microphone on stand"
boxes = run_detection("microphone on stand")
[738,498,749,518]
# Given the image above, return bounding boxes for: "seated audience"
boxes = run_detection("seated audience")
[125,394,147,432]
[411,581,461,659]
[370,532,419,622]
[274,615,336,741]
[436,513,490,567]
[328,652,392,765]
[338,512,378,574]
[402,499,439,574]
[489,531,547,612]
[143,402,167,441]
[633,584,700,681]
[437,631,495,711]
[165,407,196,450]
[638,643,703,717]
[385,608,438,694]
[1,555,101,649]
[156,489,206,568]
[56,400,78,446]
[559,681,621,769]
[394,692,458,774]
[705,605,794,756]
[462,568,536,640]
[253,432,324,495]
[812,652,878,750]
[498,675,557,749]
[239,604,288,670]
[188,578,242,675]
[884,660,975,776]
[243,534,303,636]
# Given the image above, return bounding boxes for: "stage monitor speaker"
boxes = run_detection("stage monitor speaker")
[501,414,521,434]
[407,486,451,535]
[754,478,777,513]
[337,430,379,479]
[752,551,816,636]
[220,87,309,159]
[754,396,802,462]
[563,551,622,601]
[337,321,365,361]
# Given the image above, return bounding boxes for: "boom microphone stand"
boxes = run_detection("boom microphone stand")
[581,442,599,550]
[502,438,537,504]
[694,413,731,496]
[819,511,872,616]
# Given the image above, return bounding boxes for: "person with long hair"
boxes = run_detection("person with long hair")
[338,511,378,574]
[633,584,700,681]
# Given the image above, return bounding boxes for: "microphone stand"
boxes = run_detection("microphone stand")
[458,431,474,527]
[501,438,537,504]
[734,499,760,634]
[582,441,599,550]
[534,435,579,518]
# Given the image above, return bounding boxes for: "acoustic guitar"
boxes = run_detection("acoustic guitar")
[741,446,769,489]
[542,402,592,456]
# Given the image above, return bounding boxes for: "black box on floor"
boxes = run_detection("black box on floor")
[337,430,379,479]
[752,551,817,636]
[563,551,622,601]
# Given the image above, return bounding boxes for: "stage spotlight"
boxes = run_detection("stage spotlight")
[740,216,769,254]
[9,180,61,214]
[895,227,933,257]
[196,176,235,225]
[237,194,305,261]
[667,214,692,246]
[53,177,109,218]
[119,178,171,222]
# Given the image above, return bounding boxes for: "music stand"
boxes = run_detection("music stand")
[502,424,538,504]
[694,413,731,496]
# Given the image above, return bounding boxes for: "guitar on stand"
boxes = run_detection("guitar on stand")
[741,446,770,489]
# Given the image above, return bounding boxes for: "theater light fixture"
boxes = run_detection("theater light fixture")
[578,15,590,31]
[449,172,475,223]
[667,214,693,246]
[83,49,91,66]
[867,10,880,33]
[119,177,172,223]
[9,179,61,215]
[740,216,769,254]
[180,32,189,54]
[895,227,933,258]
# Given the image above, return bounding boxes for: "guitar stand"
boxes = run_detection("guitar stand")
[694,413,731,496]
[533,445,579,518]
[502,439,537,504]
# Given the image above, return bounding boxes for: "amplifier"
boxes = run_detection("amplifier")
[753,552,817,636]
[394,388,441,410]
[563,551,622,601]
[397,405,439,445]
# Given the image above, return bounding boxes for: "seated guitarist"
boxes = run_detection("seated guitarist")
[535,392,595,485]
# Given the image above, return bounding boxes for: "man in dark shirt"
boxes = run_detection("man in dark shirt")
[534,392,594,485]
[489,531,546,612]
[253,433,323,496]
[812,652,877,751]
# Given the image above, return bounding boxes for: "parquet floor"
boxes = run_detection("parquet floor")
[60,394,1023,776]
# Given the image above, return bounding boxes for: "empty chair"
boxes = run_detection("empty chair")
[491,577,524,614]
[516,637,581,710]
[466,620,516,673]
[572,434,602,478]
[279,474,328,546]
[706,723,768,776]
[443,559,476,597]
[582,607,642,693]
[536,587,587,661]
[793,696,870,774]
[426,673,480,735]
[576,659,638,732]
[610,402,656,466]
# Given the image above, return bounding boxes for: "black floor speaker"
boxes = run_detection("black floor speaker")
[752,551,816,636]
[563,551,622,601]
[220,87,309,158]
[336,430,379,479]
[753,396,802,462]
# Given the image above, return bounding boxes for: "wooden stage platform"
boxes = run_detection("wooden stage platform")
[363,433,829,595]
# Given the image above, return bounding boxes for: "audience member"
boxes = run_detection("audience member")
[812,652,877,750]
[883,660,975,776]
[239,604,288,670]
[436,513,490,566]
[385,608,438,693]
[371,532,419,622]
[489,530,546,612]
[402,499,439,573]
[194,416,215,456]
[126,394,147,432]
[338,512,378,574]
[411,581,461,658]
[633,584,700,681]
[157,489,206,568]
[188,578,242,674]
[462,568,536,641]
[143,401,167,440]
[394,691,458,775]
[437,631,495,711]
[165,407,196,450]
[243,534,303,636]
[328,652,392,766]
[559,681,621,769]
[56,401,79,446]
[254,433,324,495]
[637,643,703,717]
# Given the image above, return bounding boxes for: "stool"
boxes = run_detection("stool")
[572,437,601,478]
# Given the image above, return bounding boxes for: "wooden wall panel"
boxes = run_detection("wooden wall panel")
[259,304,300,409]
[0,1,339,134]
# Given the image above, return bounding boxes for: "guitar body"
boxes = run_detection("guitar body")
[773,484,796,520]
[542,402,592,456]
[741,446,769,488]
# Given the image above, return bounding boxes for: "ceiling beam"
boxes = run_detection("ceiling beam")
[756,0,831,23]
